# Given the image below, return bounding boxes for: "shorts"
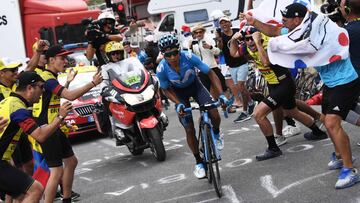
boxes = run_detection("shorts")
[173,78,215,127]
[321,78,360,119]
[0,160,34,197]
[263,74,296,110]
[12,133,33,168]
[198,67,227,92]
[40,129,74,167]
[229,64,249,84]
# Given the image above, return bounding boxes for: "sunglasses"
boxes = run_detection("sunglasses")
[2,68,18,73]
[194,31,204,35]
[245,36,254,41]
[110,51,123,56]
[32,83,44,89]
[164,49,180,58]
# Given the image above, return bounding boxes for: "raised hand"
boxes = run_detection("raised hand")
[59,101,73,118]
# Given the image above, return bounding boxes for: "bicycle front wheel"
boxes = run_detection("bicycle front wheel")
[204,124,222,197]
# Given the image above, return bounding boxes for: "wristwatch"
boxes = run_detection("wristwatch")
[58,115,65,121]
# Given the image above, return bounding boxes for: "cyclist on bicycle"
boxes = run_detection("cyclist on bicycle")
[156,34,228,179]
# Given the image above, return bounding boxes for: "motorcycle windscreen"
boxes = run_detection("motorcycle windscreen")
[108,58,149,92]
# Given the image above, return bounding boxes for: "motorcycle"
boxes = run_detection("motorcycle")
[94,58,168,161]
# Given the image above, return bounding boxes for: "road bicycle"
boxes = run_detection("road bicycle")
[184,100,229,197]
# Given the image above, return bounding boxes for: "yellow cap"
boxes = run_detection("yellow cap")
[0,58,22,71]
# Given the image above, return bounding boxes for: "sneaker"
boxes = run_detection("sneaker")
[256,148,282,161]
[54,190,62,201]
[335,168,360,189]
[60,191,80,200]
[194,163,206,179]
[214,132,224,151]
[357,141,360,146]
[247,102,255,115]
[233,112,251,123]
[274,134,287,146]
[328,152,356,170]
[282,125,301,138]
[303,131,328,140]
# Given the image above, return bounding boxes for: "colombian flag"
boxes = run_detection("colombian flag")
[29,136,50,187]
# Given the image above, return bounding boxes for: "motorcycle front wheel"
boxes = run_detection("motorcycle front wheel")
[147,125,166,161]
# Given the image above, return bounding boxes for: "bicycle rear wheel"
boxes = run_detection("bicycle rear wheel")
[204,124,222,197]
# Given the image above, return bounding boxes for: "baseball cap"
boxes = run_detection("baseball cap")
[0,58,22,71]
[219,16,231,23]
[281,3,308,18]
[45,45,73,59]
[16,71,44,89]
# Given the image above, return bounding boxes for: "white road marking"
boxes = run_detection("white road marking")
[75,168,92,175]
[223,185,243,203]
[104,153,124,160]
[163,141,170,146]
[79,177,92,182]
[165,144,183,151]
[260,171,334,198]
[140,183,149,189]
[286,144,314,153]
[138,161,148,167]
[104,186,135,196]
[252,124,259,127]
[322,142,333,147]
[227,128,250,135]
[82,159,102,166]
[225,159,252,168]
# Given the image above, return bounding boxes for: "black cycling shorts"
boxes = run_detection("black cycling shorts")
[40,129,74,167]
[173,77,215,127]
[12,134,33,168]
[322,78,360,119]
[198,68,227,92]
[263,74,296,110]
[0,160,34,197]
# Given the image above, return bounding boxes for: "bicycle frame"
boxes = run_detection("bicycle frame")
[200,111,221,162]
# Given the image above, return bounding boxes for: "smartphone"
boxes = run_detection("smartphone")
[192,40,199,45]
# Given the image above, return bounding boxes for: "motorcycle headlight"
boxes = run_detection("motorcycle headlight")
[122,85,155,105]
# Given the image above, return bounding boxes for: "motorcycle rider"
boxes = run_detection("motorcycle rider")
[156,34,228,179]
[99,41,125,144]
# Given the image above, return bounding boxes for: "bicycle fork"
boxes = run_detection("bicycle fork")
[201,113,221,162]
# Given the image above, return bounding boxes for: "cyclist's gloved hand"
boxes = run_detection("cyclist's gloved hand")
[175,103,186,117]
[218,94,229,106]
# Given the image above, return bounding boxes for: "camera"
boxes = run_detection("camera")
[191,40,199,45]
[320,0,346,24]
[82,18,104,42]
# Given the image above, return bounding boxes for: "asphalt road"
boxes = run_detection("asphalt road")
[68,105,360,203]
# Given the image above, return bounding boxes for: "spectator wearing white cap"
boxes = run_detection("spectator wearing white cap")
[189,24,227,96]
[216,16,255,123]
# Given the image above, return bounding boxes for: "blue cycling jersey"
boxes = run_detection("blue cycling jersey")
[156,51,210,89]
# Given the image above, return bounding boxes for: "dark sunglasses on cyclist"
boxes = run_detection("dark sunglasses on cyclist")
[110,51,123,56]
[164,49,180,58]
[245,36,253,41]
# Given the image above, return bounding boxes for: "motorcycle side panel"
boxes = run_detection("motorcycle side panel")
[139,115,159,129]
[109,103,135,126]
